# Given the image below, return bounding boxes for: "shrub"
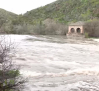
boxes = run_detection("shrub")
[42,19,68,35]
[25,19,68,35]
[85,32,89,38]
[0,36,25,91]
[85,20,99,37]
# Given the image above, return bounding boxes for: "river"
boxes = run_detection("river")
[2,35,99,91]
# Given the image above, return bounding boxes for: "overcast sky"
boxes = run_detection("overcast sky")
[0,0,56,14]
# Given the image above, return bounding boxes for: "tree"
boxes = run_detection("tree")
[0,36,25,91]
[85,20,99,37]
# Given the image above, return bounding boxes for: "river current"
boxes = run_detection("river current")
[2,35,99,91]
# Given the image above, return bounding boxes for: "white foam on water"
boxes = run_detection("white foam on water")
[66,67,99,76]
[20,66,99,78]
[65,81,99,91]
[46,60,80,66]
[93,39,99,42]
[20,70,42,77]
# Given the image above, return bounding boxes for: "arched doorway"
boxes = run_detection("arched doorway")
[76,28,81,33]
[71,28,75,33]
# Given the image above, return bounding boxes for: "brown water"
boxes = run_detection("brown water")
[2,35,99,91]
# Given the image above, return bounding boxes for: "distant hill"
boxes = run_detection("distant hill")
[23,0,99,24]
[0,8,17,25]
[1,0,99,36]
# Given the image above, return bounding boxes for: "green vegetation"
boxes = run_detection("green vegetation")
[85,32,89,38]
[85,20,99,37]
[0,8,17,25]
[0,8,17,33]
[0,38,25,91]
[22,0,99,25]
[0,0,99,36]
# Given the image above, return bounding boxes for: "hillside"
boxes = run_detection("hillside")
[0,8,18,33]
[23,0,99,24]
[1,0,99,36]
[0,8,17,25]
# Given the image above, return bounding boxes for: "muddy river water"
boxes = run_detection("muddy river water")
[2,35,99,91]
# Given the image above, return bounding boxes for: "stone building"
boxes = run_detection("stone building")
[67,21,85,38]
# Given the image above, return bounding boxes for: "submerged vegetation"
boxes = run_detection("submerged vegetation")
[0,0,99,37]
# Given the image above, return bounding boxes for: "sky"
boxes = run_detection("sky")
[0,0,56,14]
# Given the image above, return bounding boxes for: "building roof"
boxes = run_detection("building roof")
[69,21,85,26]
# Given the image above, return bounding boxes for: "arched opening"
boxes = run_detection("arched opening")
[71,28,75,33]
[76,28,81,33]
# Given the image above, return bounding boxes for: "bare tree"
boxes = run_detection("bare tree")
[0,36,25,91]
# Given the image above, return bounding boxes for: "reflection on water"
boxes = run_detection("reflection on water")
[2,35,99,91]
